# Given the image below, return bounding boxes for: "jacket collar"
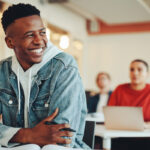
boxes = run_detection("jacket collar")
[9,57,53,82]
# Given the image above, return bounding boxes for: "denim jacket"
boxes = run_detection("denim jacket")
[0,52,90,149]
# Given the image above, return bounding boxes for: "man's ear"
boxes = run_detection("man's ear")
[5,37,14,49]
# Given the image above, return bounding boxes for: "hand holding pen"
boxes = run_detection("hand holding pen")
[44,121,76,132]
[16,108,74,147]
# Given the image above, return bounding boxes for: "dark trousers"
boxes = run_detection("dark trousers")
[95,136,150,150]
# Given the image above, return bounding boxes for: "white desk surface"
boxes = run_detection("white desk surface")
[95,124,150,138]
[86,112,104,123]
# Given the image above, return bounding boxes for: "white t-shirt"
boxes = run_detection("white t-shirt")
[96,94,109,113]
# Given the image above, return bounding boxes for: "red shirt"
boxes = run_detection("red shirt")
[108,83,150,121]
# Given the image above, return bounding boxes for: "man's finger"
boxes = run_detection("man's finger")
[55,124,70,130]
[57,131,73,137]
[43,108,59,122]
[59,138,72,144]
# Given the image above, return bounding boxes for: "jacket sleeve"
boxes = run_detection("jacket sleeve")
[49,65,90,149]
[0,101,20,147]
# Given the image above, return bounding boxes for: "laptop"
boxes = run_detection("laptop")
[103,106,144,131]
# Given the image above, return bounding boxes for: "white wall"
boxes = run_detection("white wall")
[2,0,87,41]
[0,23,14,60]
[83,32,150,91]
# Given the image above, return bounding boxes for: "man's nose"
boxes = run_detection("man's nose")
[133,70,139,75]
[33,35,43,45]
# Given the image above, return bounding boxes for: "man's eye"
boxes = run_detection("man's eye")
[40,31,46,35]
[25,34,34,38]
[27,34,33,37]
[130,68,134,72]
[138,68,142,72]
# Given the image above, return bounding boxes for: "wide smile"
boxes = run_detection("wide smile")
[30,48,43,54]
[28,47,45,56]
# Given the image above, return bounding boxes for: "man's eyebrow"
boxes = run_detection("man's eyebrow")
[24,28,46,36]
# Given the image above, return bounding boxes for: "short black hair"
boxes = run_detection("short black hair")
[131,59,149,71]
[1,3,40,33]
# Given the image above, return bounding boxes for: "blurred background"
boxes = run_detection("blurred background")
[0,0,150,92]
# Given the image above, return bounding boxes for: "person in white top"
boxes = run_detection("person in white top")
[87,72,112,113]
[86,72,112,150]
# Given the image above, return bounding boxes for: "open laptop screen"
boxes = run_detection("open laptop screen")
[103,106,144,131]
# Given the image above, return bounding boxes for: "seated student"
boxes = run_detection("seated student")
[108,59,150,121]
[108,59,150,150]
[86,72,112,149]
[88,72,112,113]
[0,3,89,150]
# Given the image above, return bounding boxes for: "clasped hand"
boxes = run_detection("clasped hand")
[10,108,73,147]
[30,108,73,146]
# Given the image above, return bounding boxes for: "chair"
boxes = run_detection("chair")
[83,121,96,149]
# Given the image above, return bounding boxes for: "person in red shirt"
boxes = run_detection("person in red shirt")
[109,59,150,121]
[108,59,150,150]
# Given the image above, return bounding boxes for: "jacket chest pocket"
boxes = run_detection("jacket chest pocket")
[0,89,18,126]
[32,93,50,120]
[0,89,18,107]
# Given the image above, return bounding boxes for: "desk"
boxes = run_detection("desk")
[95,124,150,150]
[86,113,104,123]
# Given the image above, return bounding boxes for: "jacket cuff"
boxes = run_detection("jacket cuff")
[0,127,20,147]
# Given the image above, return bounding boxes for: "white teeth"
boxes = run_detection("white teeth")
[30,48,42,54]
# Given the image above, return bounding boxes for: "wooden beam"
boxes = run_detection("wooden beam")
[86,19,150,35]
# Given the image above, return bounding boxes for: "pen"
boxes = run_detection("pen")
[60,128,76,132]
[44,121,76,132]
[45,121,57,125]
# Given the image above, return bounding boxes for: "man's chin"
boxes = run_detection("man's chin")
[131,81,141,85]
[34,60,42,64]
[32,59,43,64]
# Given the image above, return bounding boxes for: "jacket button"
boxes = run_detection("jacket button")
[9,100,13,104]
[44,103,49,108]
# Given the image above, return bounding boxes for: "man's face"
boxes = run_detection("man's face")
[5,15,48,70]
[129,62,148,85]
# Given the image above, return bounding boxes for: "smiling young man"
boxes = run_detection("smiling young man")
[0,3,89,149]
[5,15,48,70]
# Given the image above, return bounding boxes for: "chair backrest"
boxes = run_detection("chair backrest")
[83,121,95,149]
